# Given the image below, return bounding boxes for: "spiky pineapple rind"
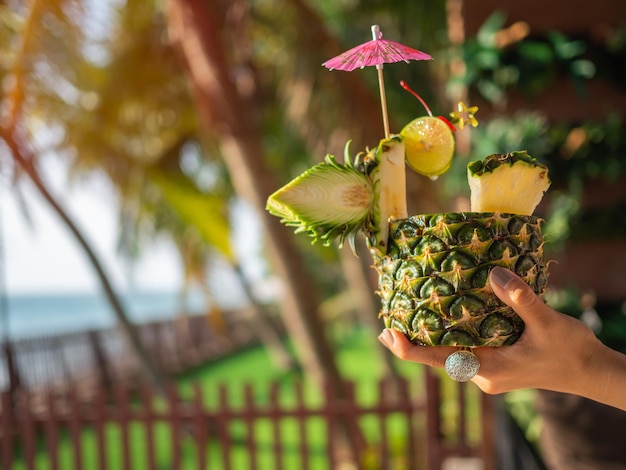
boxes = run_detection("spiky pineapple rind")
[467,150,539,176]
[376,212,546,347]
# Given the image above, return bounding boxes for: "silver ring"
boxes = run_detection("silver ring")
[444,348,480,382]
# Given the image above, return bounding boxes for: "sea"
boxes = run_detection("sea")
[0,290,214,390]
[1,290,210,340]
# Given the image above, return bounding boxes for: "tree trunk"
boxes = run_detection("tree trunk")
[536,390,626,469]
[166,0,342,386]
[232,262,296,371]
[339,242,402,380]
[3,132,166,389]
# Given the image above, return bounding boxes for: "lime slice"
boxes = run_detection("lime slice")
[400,116,455,176]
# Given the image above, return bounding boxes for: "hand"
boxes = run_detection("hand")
[378,266,626,410]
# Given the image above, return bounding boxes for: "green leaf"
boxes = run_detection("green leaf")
[549,32,587,59]
[570,60,596,79]
[517,41,554,63]
[476,78,505,104]
[149,170,233,260]
[475,49,500,69]
[476,10,506,47]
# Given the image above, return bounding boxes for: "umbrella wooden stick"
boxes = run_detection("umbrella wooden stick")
[323,24,431,139]
[376,65,390,138]
[372,25,390,138]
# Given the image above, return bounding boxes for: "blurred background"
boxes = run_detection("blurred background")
[1,0,625,469]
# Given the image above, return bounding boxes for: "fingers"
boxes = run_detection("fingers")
[489,267,552,327]
[378,328,456,368]
[380,267,551,375]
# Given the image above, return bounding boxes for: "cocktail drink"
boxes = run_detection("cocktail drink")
[267,132,550,381]
[266,26,551,381]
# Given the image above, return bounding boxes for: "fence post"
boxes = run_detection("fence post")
[3,341,21,392]
[44,389,60,470]
[192,384,208,470]
[115,385,133,470]
[323,379,365,468]
[0,390,14,469]
[217,384,233,470]
[424,368,443,470]
[293,381,310,470]
[480,392,497,470]
[139,385,157,470]
[166,384,183,469]
[88,330,111,388]
[67,386,84,470]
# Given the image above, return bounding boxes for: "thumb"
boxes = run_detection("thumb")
[489,267,551,327]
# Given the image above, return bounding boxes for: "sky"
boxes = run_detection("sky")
[0,0,279,307]
[1,158,183,296]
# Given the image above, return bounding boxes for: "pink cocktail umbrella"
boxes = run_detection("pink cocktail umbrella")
[323,25,432,138]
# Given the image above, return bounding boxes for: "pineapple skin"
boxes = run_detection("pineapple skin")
[373,212,547,347]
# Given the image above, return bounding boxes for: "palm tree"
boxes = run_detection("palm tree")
[166,0,344,387]
[1,0,295,380]
[0,0,168,386]
[1,130,167,386]
[165,0,451,384]
[2,0,451,389]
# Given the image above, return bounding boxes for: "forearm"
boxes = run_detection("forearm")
[574,342,626,411]
[380,267,626,409]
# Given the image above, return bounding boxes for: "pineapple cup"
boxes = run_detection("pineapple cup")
[374,212,548,348]
[267,140,551,382]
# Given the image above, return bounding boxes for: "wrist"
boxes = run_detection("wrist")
[574,340,626,410]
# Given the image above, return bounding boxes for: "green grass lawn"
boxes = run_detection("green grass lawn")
[177,326,421,403]
[175,327,431,469]
[10,327,485,469]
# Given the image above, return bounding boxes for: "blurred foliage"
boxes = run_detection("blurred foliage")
[6,0,622,336]
[444,11,626,247]
[253,0,450,178]
[547,288,626,354]
[226,0,452,296]
[0,0,232,292]
[451,11,626,104]
[445,14,626,454]
[446,11,626,354]
[443,111,626,247]
[0,0,452,305]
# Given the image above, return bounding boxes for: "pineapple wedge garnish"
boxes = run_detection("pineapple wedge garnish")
[266,136,407,254]
[468,151,551,215]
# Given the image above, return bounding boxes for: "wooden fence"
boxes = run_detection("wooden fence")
[0,371,496,470]
[1,310,276,394]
